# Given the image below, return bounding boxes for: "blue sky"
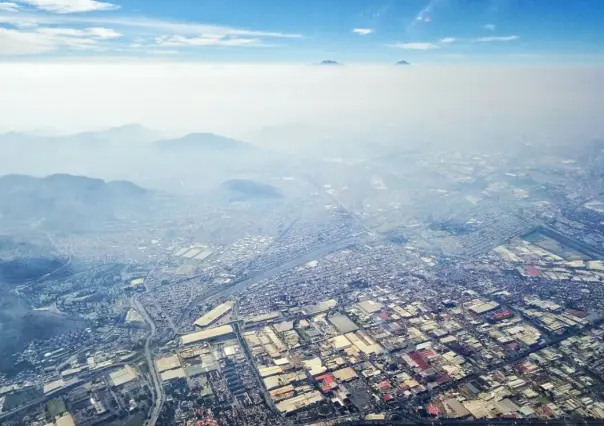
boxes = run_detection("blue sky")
[1,0,604,63]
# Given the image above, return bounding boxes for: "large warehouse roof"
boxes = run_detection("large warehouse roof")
[180,324,234,345]
[302,299,337,315]
[469,301,499,315]
[275,391,323,413]
[245,311,281,324]
[160,367,186,382]
[333,367,358,382]
[155,354,181,373]
[329,313,359,333]
[194,301,233,328]
[358,300,383,314]
[109,365,138,387]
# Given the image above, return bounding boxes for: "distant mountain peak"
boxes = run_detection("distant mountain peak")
[0,173,149,232]
[155,133,251,150]
[1,173,146,192]
[319,60,342,66]
[395,60,411,66]
[64,123,161,145]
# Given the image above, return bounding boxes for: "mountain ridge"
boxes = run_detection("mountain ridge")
[0,174,151,232]
[155,132,252,150]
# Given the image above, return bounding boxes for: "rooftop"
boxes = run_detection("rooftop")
[156,354,181,372]
[109,365,138,387]
[194,301,233,328]
[180,324,234,345]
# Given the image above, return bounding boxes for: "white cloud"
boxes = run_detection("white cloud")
[36,27,86,36]
[0,8,305,55]
[439,37,455,44]
[475,35,519,42]
[0,14,303,38]
[86,27,120,39]
[0,12,302,55]
[0,15,38,27]
[14,20,39,28]
[16,0,119,13]
[0,2,19,11]
[155,34,262,47]
[484,24,496,31]
[36,26,120,38]
[107,18,302,38]
[0,27,54,54]
[388,42,439,50]
[0,25,119,55]
[352,28,372,35]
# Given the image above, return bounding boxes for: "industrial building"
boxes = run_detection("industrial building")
[358,300,383,315]
[160,367,186,382]
[245,311,281,325]
[173,244,214,265]
[155,354,182,372]
[333,367,358,382]
[180,324,235,345]
[109,365,138,387]
[329,313,359,333]
[194,301,234,328]
[302,299,337,315]
[275,391,323,414]
[469,300,500,315]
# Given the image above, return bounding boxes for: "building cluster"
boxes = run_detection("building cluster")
[2,360,151,426]
[427,324,604,420]
[150,324,282,426]
[6,145,604,426]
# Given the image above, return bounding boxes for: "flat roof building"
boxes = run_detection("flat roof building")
[258,365,284,377]
[245,311,281,325]
[55,413,76,426]
[303,299,337,316]
[160,367,186,382]
[43,379,66,394]
[109,365,138,387]
[155,354,181,372]
[333,367,358,382]
[275,391,323,414]
[329,314,359,333]
[180,324,234,345]
[358,300,383,315]
[469,301,499,315]
[194,301,233,328]
[443,398,471,418]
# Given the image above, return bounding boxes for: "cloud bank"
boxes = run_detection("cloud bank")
[0,12,304,55]
[17,0,119,13]
[0,63,602,151]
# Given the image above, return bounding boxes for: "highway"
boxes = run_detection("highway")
[132,296,165,426]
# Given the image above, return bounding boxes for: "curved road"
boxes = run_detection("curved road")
[133,296,165,426]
